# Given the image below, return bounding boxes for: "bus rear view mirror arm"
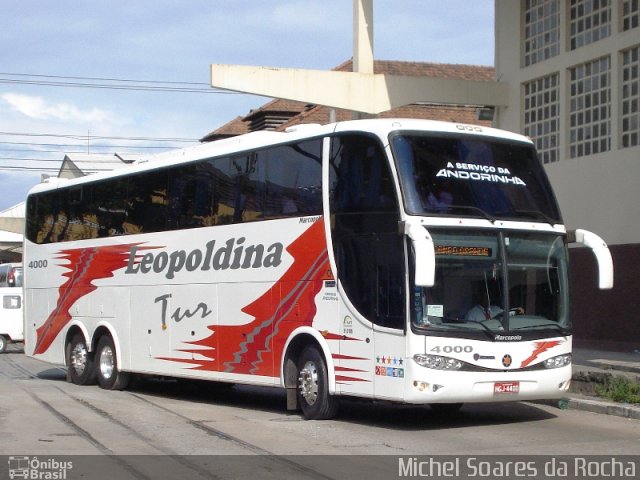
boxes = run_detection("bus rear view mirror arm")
[567,229,614,290]
[401,220,435,287]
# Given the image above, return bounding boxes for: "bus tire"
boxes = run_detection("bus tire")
[0,335,8,354]
[67,334,96,385]
[296,345,338,420]
[95,335,130,390]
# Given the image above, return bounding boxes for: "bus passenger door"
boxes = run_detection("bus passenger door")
[372,235,408,401]
[327,134,404,399]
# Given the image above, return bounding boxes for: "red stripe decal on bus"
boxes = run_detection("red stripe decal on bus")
[162,218,332,378]
[33,243,156,355]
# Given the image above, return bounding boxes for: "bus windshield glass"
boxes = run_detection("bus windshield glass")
[413,230,570,335]
[391,133,562,223]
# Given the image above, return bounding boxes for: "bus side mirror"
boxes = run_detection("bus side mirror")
[567,229,614,290]
[402,220,435,287]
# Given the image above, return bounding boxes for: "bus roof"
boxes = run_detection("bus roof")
[26,118,533,197]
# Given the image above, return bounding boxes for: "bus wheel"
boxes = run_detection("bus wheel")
[95,335,130,390]
[296,345,338,420]
[0,335,8,354]
[67,334,96,385]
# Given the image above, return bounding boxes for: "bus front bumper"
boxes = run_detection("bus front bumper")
[402,362,572,404]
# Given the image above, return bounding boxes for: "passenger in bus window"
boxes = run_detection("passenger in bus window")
[36,214,55,244]
[465,286,503,322]
[50,210,68,242]
[83,213,99,239]
[416,172,452,213]
[426,184,453,212]
[64,210,86,241]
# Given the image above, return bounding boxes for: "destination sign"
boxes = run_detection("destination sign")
[434,245,492,257]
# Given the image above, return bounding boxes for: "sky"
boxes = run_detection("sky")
[0,0,494,212]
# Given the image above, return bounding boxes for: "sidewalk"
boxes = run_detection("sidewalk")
[558,347,640,420]
[572,347,640,374]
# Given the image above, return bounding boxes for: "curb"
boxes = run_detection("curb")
[582,360,640,375]
[534,395,640,420]
[565,394,640,420]
[533,363,640,420]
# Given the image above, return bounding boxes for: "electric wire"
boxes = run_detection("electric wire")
[0,71,240,94]
[0,71,222,173]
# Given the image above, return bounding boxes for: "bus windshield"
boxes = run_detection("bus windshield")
[412,230,570,335]
[391,133,562,223]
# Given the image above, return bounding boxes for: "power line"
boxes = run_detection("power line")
[0,131,197,169]
[0,157,64,162]
[0,166,63,172]
[0,71,210,86]
[0,72,241,94]
[0,141,177,150]
[0,72,215,173]
[0,148,84,155]
[0,131,199,143]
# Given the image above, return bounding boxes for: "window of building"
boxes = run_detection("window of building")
[569,56,611,158]
[569,0,611,50]
[623,0,639,30]
[523,0,560,66]
[524,73,560,163]
[621,46,639,148]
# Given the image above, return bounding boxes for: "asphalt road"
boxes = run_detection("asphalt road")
[1,345,639,480]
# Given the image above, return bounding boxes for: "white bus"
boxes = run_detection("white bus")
[23,119,613,419]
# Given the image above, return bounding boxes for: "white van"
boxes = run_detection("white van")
[0,263,23,353]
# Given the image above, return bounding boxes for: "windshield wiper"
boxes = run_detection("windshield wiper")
[447,204,497,223]
[511,209,557,226]
[512,323,569,334]
[415,316,502,341]
[475,320,503,340]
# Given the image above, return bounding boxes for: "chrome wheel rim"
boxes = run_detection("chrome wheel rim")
[99,345,115,380]
[71,343,88,375]
[298,360,319,405]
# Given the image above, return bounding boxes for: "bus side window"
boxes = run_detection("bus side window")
[168,164,217,229]
[211,156,236,225]
[241,152,266,222]
[28,193,57,244]
[126,170,168,233]
[94,178,127,237]
[227,154,258,223]
[265,139,322,219]
[193,163,218,226]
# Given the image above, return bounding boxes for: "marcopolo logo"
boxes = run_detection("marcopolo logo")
[125,237,284,280]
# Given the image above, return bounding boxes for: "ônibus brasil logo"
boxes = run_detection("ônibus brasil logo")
[8,456,73,479]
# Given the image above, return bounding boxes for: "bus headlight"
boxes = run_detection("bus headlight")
[414,354,463,371]
[544,354,572,369]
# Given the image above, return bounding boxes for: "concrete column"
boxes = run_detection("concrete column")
[353,0,374,74]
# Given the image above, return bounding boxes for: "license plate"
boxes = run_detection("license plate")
[494,381,520,394]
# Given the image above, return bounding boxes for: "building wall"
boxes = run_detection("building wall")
[495,0,640,350]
